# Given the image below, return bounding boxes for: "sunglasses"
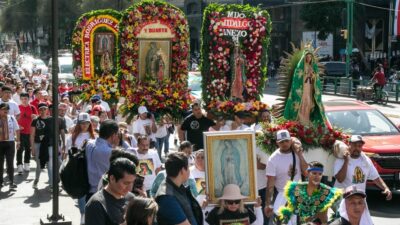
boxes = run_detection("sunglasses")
[225,200,241,205]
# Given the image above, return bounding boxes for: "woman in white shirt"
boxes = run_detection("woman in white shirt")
[65,112,96,225]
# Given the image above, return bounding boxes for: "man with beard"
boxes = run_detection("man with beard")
[277,161,342,225]
[334,135,392,200]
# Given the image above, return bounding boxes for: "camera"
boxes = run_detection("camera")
[146,112,152,119]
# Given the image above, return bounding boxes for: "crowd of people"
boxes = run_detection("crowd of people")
[0,55,394,225]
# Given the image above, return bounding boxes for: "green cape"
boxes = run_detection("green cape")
[283,51,326,126]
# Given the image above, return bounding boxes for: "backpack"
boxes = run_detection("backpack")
[59,141,89,198]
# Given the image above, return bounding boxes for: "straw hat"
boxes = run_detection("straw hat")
[218,184,248,200]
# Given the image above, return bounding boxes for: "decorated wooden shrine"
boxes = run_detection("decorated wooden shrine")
[72,9,122,104]
[118,0,192,122]
[200,4,272,119]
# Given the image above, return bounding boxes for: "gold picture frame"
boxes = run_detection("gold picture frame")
[95,33,115,55]
[138,39,171,81]
[204,131,257,205]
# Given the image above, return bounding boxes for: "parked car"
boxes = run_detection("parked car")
[324,99,400,187]
[188,71,202,100]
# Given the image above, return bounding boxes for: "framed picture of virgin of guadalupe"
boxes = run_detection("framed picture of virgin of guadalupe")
[138,39,171,81]
[204,131,258,205]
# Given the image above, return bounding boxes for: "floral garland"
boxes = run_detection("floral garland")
[201,4,272,118]
[119,0,191,121]
[278,182,342,224]
[256,120,349,154]
[71,9,121,104]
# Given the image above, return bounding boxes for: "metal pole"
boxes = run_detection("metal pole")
[51,0,60,219]
[345,0,353,77]
[40,0,70,223]
[389,0,394,68]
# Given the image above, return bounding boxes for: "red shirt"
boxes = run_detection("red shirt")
[30,98,40,111]
[373,71,386,86]
[18,104,38,134]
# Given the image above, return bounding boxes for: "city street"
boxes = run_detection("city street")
[1,82,399,224]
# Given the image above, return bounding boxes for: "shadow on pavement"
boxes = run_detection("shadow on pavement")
[24,188,52,208]
[0,189,16,199]
[367,190,400,218]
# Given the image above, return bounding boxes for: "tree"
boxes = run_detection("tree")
[300,0,345,40]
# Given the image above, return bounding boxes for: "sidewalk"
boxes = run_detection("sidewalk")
[0,163,80,225]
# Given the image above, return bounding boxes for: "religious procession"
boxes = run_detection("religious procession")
[0,1,399,225]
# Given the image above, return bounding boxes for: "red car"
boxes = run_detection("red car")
[324,99,400,187]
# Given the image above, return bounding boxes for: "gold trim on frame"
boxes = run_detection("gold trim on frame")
[204,131,257,205]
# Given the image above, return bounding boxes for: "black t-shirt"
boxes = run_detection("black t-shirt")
[206,206,256,225]
[85,189,134,225]
[31,117,67,144]
[181,114,215,150]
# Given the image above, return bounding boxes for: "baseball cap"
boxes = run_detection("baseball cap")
[343,185,366,199]
[276,129,291,142]
[38,102,48,109]
[349,135,365,144]
[138,106,148,114]
[91,95,101,101]
[77,112,91,123]
[41,90,49,96]
[60,79,67,84]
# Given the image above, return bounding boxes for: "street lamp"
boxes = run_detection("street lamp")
[39,0,70,224]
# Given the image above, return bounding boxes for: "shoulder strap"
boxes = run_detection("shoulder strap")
[81,139,89,150]
[291,150,296,181]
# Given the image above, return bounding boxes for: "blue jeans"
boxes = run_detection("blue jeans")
[156,134,169,159]
[78,196,86,214]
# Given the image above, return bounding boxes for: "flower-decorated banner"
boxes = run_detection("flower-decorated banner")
[72,9,121,103]
[201,4,272,118]
[119,0,191,121]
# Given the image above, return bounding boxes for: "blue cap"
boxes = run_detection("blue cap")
[91,95,101,101]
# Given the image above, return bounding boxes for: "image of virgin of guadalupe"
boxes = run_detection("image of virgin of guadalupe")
[283,50,326,126]
[100,50,113,74]
[220,140,243,190]
[145,42,158,77]
[230,44,247,101]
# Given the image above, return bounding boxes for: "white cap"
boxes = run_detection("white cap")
[276,129,291,142]
[349,135,365,144]
[41,90,49,96]
[60,79,67,84]
[138,106,148,114]
[77,112,91,123]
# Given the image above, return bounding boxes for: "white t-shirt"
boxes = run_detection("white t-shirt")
[190,166,206,203]
[0,99,20,117]
[220,121,250,131]
[265,149,302,192]
[136,149,162,191]
[12,93,21,105]
[333,153,380,191]
[256,147,269,190]
[132,118,156,141]
[66,132,92,150]
[155,124,168,138]
[100,100,111,112]
[0,115,20,141]
[63,116,74,132]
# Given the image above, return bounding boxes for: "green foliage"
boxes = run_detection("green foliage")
[300,0,345,40]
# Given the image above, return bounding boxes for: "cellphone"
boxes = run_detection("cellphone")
[133,175,145,190]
